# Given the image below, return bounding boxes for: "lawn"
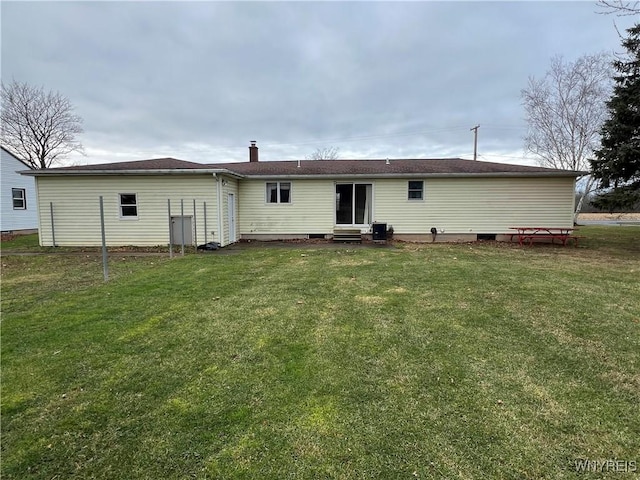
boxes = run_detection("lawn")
[1,227,639,479]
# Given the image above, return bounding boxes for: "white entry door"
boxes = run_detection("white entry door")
[227,193,236,243]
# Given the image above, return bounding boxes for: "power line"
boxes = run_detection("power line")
[479,124,527,131]
[200,125,473,151]
[477,153,538,162]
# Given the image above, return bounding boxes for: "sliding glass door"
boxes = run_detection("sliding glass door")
[336,183,372,225]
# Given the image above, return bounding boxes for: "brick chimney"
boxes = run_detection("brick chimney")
[249,141,258,163]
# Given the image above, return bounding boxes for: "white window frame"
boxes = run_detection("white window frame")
[266,182,291,204]
[408,180,424,201]
[118,193,139,219]
[335,182,374,226]
[12,188,26,210]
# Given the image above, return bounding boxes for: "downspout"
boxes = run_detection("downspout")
[214,173,224,246]
[34,176,45,246]
[573,176,581,226]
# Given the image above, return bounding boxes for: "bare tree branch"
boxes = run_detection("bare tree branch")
[521,53,613,219]
[305,146,340,160]
[597,0,640,16]
[1,80,84,169]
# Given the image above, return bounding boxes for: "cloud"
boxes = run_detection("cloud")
[1,1,635,166]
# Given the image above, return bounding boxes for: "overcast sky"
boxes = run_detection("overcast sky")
[1,1,636,166]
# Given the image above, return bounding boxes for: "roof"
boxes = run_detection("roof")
[207,158,581,177]
[20,157,226,177]
[20,157,584,178]
[45,157,211,171]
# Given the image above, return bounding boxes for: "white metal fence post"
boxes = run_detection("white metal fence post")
[180,199,185,256]
[168,199,173,259]
[193,199,198,253]
[203,201,208,244]
[99,196,108,281]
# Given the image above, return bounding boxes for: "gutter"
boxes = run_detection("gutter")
[19,169,585,180]
[19,168,244,178]
[238,171,585,180]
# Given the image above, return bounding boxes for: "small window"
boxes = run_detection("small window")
[119,193,138,218]
[267,183,278,203]
[408,181,424,200]
[266,182,291,203]
[12,188,26,209]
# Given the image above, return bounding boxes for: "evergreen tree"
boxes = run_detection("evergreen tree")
[591,23,640,210]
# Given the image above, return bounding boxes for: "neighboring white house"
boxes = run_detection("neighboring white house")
[20,143,581,246]
[1,146,38,234]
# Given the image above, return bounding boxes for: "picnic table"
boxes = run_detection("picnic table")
[509,227,581,247]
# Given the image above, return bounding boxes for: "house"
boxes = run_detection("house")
[1,146,38,234]
[20,142,581,246]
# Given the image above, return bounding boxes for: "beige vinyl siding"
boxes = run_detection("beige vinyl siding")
[35,173,576,245]
[374,177,575,233]
[239,179,334,234]
[36,175,218,246]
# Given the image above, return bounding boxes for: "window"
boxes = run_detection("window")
[408,181,424,200]
[336,183,372,225]
[12,188,26,209]
[119,193,138,218]
[266,182,291,203]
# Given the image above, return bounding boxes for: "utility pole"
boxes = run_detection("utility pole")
[470,125,480,161]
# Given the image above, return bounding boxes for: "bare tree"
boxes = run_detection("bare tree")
[521,53,612,219]
[597,0,640,15]
[1,80,84,169]
[306,146,340,160]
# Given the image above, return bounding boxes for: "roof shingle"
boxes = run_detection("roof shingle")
[208,158,580,176]
[24,157,583,177]
[50,158,211,171]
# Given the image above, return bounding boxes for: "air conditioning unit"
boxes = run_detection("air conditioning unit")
[372,222,387,241]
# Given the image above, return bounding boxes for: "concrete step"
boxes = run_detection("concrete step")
[333,229,362,243]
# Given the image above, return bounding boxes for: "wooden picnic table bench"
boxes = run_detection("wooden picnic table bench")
[509,227,581,247]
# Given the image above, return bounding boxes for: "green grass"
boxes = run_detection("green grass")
[0,233,174,254]
[2,228,639,479]
[1,233,41,250]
